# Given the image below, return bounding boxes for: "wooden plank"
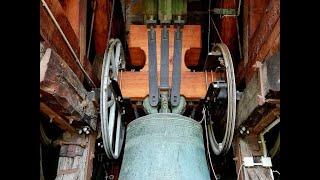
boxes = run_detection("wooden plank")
[40,102,76,133]
[245,0,280,83]
[128,25,202,72]
[40,48,97,130]
[94,0,111,56]
[253,18,280,68]
[60,0,80,37]
[253,107,280,134]
[248,0,270,39]
[119,71,219,101]
[236,62,268,128]
[233,136,273,180]
[83,133,97,180]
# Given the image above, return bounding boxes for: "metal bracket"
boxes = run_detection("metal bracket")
[147,25,159,106]
[243,156,272,167]
[211,8,237,15]
[171,24,183,106]
[160,24,170,90]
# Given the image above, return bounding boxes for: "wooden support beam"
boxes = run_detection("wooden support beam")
[119,71,219,101]
[40,0,81,78]
[79,0,87,66]
[128,25,202,72]
[252,107,280,134]
[233,135,274,180]
[94,0,111,56]
[55,132,97,180]
[245,0,280,83]
[40,0,99,86]
[40,48,97,130]
[236,52,280,129]
[219,0,238,55]
[40,102,76,133]
[60,0,80,37]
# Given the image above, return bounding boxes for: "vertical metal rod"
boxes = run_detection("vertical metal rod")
[147,26,159,106]
[171,26,183,106]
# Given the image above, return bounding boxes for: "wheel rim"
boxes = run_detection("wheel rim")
[207,43,236,155]
[100,39,125,159]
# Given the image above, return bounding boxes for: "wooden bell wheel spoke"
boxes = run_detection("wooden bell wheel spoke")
[207,43,236,155]
[100,39,125,159]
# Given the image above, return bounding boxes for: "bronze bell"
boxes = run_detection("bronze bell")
[119,113,210,180]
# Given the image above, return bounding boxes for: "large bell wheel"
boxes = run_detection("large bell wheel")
[207,43,236,155]
[100,39,125,159]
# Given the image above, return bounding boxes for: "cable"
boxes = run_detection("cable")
[41,0,96,88]
[273,170,280,175]
[87,0,96,59]
[210,17,223,43]
[107,0,115,47]
[236,164,244,180]
[202,108,219,180]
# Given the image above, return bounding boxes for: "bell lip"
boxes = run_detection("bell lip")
[127,113,202,129]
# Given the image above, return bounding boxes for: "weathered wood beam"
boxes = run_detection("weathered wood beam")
[40,102,76,133]
[40,48,97,130]
[252,107,280,134]
[236,52,280,129]
[233,135,273,180]
[255,19,280,64]
[236,0,270,84]
[55,132,97,180]
[40,0,99,86]
[60,0,80,37]
[245,0,280,83]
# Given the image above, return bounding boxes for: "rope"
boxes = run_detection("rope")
[201,108,219,180]
[107,0,115,47]
[236,164,244,180]
[87,0,96,59]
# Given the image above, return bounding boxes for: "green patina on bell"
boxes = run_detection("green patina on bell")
[119,113,210,180]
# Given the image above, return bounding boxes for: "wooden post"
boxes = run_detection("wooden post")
[233,136,274,180]
[55,132,97,180]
